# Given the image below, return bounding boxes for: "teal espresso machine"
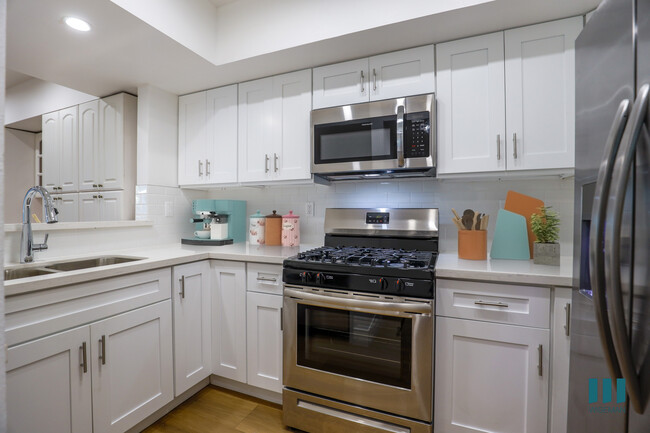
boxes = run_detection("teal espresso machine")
[181,200,246,246]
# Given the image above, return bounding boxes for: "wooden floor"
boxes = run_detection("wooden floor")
[144,386,294,433]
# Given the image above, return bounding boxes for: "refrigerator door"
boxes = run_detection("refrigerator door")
[569,0,634,431]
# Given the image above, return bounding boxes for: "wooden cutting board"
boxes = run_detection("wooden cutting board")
[504,190,544,258]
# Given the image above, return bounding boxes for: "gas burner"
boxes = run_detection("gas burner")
[295,246,435,270]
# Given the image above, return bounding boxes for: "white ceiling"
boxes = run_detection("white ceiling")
[7,0,601,98]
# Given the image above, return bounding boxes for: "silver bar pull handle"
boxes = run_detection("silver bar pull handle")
[396,105,405,167]
[274,153,279,172]
[538,344,543,376]
[589,99,629,382]
[206,159,210,176]
[198,160,203,176]
[373,68,377,91]
[257,277,278,283]
[265,154,270,173]
[564,303,571,336]
[360,70,365,93]
[179,275,186,299]
[513,133,518,159]
[280,307,283,331]
[297,400,410,433]
[80,342,88,373]
[497,134,501,160]
[99,335,106,365]
[474,300,508,308]
[604,83,649,413]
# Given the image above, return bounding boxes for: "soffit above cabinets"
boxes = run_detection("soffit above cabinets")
[8,0,599,97]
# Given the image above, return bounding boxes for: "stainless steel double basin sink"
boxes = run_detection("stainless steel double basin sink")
[4,256,144,281]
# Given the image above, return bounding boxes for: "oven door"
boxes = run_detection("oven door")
[283,286,434,422]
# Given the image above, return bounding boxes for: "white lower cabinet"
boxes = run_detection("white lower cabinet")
[172,261,212,396]
[211,260,247,382]
[246,291,283,393]
[434,316,550,433]
[550,288,572,433]
[7,326,93,433]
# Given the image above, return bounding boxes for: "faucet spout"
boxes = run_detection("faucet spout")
[20,186,58,263]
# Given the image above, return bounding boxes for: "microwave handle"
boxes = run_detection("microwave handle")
[396,105,405,167]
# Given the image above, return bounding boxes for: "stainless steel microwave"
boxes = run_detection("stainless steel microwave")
[311,93,436,181]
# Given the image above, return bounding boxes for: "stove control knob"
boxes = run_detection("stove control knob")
[379,277,388,291]
[317,273,327,285]
[299,272,312,283]
[396,279,405,292]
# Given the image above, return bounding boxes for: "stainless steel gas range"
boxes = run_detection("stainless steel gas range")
[282,208,438,433]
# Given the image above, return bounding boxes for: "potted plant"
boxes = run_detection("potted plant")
[531,206,560,266]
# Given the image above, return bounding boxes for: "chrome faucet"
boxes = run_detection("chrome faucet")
[20,186,58,263]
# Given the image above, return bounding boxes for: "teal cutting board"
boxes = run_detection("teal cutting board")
[490,209,530,260]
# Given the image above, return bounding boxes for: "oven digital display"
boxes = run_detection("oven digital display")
[366,212,389,224]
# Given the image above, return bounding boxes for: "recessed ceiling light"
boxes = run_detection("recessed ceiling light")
[64,17,91,32]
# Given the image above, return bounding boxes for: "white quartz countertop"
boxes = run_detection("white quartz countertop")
[435,253,573,287]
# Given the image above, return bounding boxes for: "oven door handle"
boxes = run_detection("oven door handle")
[284,287,432,315]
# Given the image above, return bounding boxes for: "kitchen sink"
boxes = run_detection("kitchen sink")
[44,256,143,272]
[4,267,59,281]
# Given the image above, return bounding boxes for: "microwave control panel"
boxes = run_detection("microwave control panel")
[405,112,430,158]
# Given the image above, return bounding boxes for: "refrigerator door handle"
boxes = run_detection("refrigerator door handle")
[605,83,650,414]
[589,98,631,383]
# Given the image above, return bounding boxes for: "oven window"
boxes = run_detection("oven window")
[314,115,396,164]
[297,304,412,389]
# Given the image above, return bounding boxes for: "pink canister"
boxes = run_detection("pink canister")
[281,211,300,247]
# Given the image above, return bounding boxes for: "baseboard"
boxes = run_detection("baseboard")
[125,377,210,433]
[210,375,283,405]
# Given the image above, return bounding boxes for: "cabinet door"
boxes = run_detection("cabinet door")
[550,288,571,433]
[178,92,207,185]
[369,45,435,101]
[172,261,211,396]
[505,17,582,171]
[59,106,79,192]
[435,317,549,433]
[99,190,123,221]
[238,78,273,183]
[42,111,60,191]
[272,69,312,181]
[7,326,92,433]
[436,32,506,174]
[206,85,238,184]
[211,260,247,382]
[78,192,100,222]
[78,100,100,191]
[55,193,79,222]
[91,301,173,433]
[99,94,125,190]
[246,292,283,393]
[312,58,369,109]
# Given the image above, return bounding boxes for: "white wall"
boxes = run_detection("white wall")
[208,177,575,254]
[4,77,96,125]
[4,129,37,223]
[136,84,179,187]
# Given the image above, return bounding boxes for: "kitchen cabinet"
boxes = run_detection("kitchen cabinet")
[550,288,572,433]
[79,99,100,190]
[79,190,126,222]
[211,260,247,382]
[178,85,238,186]
[437,17,582,175]
[434,316,550,433]
[52,192,79,222]
[42,106,78,193]
[91,301,173,433]
[313,45,434,109]
[6,326,93,433]
[98,93,137,191]
[172,261,212,396]
[238,69,311,183]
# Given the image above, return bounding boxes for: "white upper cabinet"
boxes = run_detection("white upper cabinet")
[178,91,208,186]
[504,17,582,171]
[53,193,79,222]
[313,58,369,109]
[79,100,100,190]
[436,32,506,174]
[42,106,79,193]
[313,46,435,109]
[239,70,311,183]
[78,191,126,222]
[369,45,435,101]
[206,85,238,184]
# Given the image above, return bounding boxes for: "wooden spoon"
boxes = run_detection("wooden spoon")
[475,213,482,230]
[462,209,475,230]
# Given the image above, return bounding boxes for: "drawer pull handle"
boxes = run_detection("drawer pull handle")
[179,275,186,299]
[474,300,509,308]
[538,344,543,376]
[257,277,277,283]
[564,303,571,336]
[99,335,106,365]
[80,342,88,373]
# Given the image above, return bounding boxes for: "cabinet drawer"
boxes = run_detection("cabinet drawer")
[5,268,172,346]
[247,263,283,295]
[436,279,550,328]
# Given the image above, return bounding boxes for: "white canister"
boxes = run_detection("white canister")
[210,214,229,240]
[281,210,300,247]
[249,210,265,245]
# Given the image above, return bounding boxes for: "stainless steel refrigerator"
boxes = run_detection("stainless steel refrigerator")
[568,0,650,432]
